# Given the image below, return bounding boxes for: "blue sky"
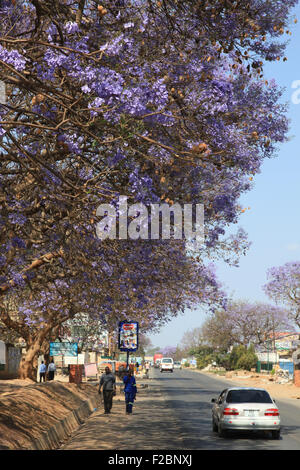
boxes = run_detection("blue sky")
[149,5,300,349]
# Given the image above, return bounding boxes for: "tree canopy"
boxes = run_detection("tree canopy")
[0,0,297,379]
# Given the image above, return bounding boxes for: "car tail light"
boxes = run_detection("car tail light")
[264,408,279,416]
[223,407,239,416]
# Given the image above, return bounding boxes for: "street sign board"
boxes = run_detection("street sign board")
[50,342,78,357]
[84,363,98,378]
[64,354,85,365]
[118,321,139,352]
[256,352,278,362]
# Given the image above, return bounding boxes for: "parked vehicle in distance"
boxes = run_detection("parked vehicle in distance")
[173,361,182,370]
[160,357,174,373]
[211,387,281,439]
[154,353,163,368]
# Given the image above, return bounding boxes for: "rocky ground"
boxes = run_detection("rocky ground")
[193,368,300,400]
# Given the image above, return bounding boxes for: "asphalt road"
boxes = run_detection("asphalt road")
[152,367,300,450]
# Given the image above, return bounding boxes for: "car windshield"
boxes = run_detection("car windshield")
[226,389,273,404]
[162,359,172,363]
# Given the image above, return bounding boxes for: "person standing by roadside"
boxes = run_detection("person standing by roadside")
[145,361,150,378]
[47,360,56,381]
[39,361,47,382]
[99,366,116,414]
[123,369,137,415]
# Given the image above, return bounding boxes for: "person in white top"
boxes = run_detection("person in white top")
[145,362,150,378]
[39,361,47,382]
[47,360,56,381]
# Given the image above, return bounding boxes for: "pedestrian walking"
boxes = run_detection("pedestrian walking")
[47,360,56,381]
[145,361,150,378]
[123,369,137,415]
[99,366,116,414]
[135,361,139,375]
[39,361,47,382]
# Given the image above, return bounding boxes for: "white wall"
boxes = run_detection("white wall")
[0,341,5,364]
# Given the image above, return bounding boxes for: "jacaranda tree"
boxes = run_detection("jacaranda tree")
[264,262,300,328]
[0,0,297,379]
[200,300,294,349]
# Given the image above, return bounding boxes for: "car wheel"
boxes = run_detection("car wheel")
[218,422,227,438]
[272,430,280,440]
[212,417,218,433]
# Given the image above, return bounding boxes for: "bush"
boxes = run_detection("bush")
[215,352,231,370]
[229,344,257,371]
[196,354,213,369]
[194,347,215,369]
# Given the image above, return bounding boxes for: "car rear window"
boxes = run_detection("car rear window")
[162,359,172,363]
[226,390,273,404]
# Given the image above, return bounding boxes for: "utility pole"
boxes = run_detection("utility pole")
[108,331,113,357]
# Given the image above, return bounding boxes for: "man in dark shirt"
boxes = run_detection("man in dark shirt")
[99,366,116,414]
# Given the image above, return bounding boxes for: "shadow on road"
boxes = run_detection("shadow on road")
[160,396,282,450]
[158,376,194,380]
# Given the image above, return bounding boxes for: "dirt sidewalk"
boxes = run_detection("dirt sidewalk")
[0,373,183,450]
[61,378,185,450]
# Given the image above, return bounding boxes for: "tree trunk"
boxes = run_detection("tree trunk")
[18,339,43,381]
[18,321,63,380]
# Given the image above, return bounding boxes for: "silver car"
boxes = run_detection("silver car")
[211,387,281,439]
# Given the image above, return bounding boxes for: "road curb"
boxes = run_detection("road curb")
[29,395,101,450]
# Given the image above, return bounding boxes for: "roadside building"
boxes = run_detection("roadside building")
[256,332,300,379]
[0,340,22,379]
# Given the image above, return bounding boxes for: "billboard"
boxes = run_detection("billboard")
[50,342,78,357]
[118,322,139,352]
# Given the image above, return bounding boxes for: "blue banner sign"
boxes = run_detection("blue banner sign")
[50,342,78,357]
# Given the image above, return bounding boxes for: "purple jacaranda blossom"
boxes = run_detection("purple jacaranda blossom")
[64,22,80,35]
[12,272,26,287]
[11,237,26,249]
[0,45,26,71]
[124,22,134,29]
[81,84,91,93]
[88,97,105,117]
[8,213,27,225]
